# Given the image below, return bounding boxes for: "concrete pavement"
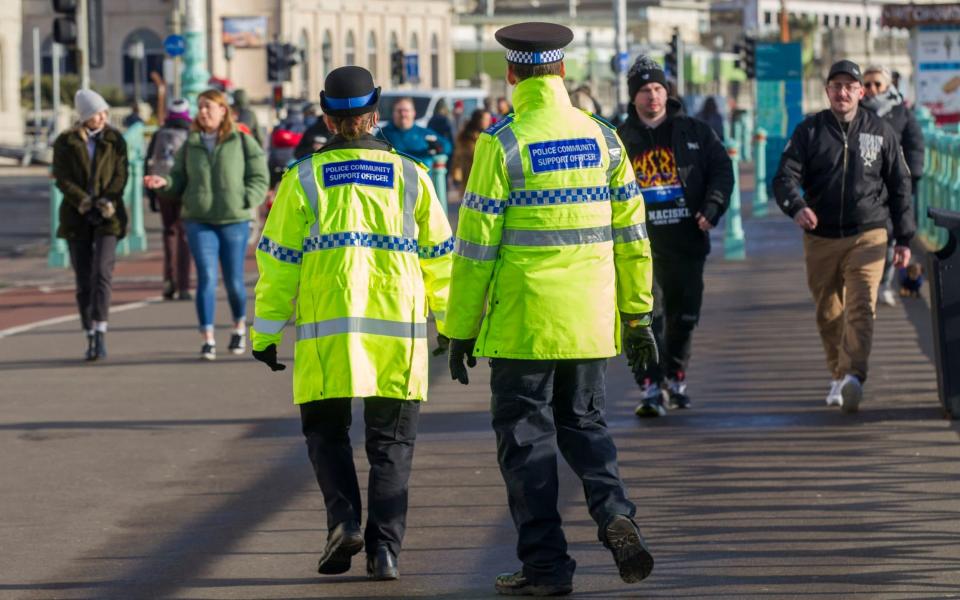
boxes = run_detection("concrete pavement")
[1,207,959,599]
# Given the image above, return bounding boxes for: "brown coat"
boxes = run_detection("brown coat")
[451,130,480,185]
[52,125,129,240]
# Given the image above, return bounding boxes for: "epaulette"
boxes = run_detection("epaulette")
[393,149,428,171]
[286,153,314,173]
[585,111,616,131]
[484,114,514,136]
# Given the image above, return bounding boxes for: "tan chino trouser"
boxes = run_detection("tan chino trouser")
[803,228,888,382]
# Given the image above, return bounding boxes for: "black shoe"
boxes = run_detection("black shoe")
[317,521,363,575]
[84,333,97,361]
[93,331,106,360]
[603,515,654,584]
[494,571,572,596]
[177,290,193,301]
[366,543,399,581]
[200,343,216,361]
[162,279,175,300]
[634,395,666,418]
[228,332,246,355]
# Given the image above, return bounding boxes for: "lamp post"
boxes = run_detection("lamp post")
[128,40,145,106]
[181,0,210,110]
[224,43,235,84]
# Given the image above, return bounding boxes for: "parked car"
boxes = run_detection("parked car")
[377,89,487,128]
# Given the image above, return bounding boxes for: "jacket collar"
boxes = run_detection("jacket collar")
[512,75,571,115]
[320,133,392,154]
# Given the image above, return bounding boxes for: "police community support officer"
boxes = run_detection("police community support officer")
[445,22,659,596]
[250,66,453,581]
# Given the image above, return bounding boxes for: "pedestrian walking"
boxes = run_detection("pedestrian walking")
[426,99,456,151]
[695,96,725,141]
[143,89,269,361]
[250,66,453,581]
[145,98,193,301]
[617,55,734,417]
[773,60,914,413]
[861,64,925,308]
[52,89,128,361]
[450,108,492,188]
[379,97,451,169]
[231,88,263,146]
[445,22,658,596]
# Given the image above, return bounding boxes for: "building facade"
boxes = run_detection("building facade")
[21,0,454,104]
[0,0,23,146]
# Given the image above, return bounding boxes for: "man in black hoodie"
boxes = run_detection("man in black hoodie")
[773,60,914,414]
[617,56,733,417]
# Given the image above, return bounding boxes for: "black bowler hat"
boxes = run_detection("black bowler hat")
[495,22,574,65]
[827,60,863,84]
[320,66,380,117]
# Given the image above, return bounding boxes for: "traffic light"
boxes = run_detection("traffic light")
[52,0,78,46]
[267,42,298,82]
[665,29,680,78]
[391,49,406,85]
[735,36,757,79]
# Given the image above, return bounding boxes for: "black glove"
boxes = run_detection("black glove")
[623,314,659,373]
[148,192,159,213]
[252,343,286,372]
[432,334,450,357]
[448,338,477,385]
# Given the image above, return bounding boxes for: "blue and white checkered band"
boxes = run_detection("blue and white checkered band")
[506,48,564,65]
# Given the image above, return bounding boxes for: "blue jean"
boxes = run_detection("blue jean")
[185,220,249,332]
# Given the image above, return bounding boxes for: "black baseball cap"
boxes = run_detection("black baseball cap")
[827,60,863,84]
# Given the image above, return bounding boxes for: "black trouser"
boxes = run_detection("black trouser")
[638,254,705,383]
[67,235,118,332]
[490,358,636,585]
[300,397,420,557]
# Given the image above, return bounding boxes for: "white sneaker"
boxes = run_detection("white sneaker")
[839,374,863,413]
[825,380,843,406]
[880,288,897,307]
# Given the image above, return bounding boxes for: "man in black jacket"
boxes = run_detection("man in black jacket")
[861,64,924,307]
[773,60,915,414]
[617,55,734,417]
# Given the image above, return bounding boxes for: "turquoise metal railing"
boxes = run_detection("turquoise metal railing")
[915,107,960,250]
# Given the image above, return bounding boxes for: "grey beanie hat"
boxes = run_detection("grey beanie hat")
[75,89,109,122]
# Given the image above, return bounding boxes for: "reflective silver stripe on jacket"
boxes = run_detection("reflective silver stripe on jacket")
[596,123,624,182]
[454,238,500,261]
[612,222,649,244]
[298,158,321,237]
[400,157,418,238]
[493,125,525,190]
[253,316,288,335]
[501,226,613,247]
[297,317,427,340]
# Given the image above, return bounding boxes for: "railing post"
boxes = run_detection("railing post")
[430,154,448,215]
[723,140,745,260]
[47,171,70,268]
[741,109,753,163]
[752,127,768,218]
[733,118,744,161]
[937,134,951,249]
[118,122,147,255]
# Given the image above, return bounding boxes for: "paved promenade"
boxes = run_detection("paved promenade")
[1,194,958,598]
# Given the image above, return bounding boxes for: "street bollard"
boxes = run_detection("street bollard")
[733,119,744,161]
[741,110,753,163]
[752,127,768,218]
[47,172,70,268]
[723,141,745,260]
[927,207,960,418]
[430,154,448,215]
[117,122,148,255]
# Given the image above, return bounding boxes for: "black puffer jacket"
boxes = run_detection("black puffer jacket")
[617,98,733,258]
[861,91,924,179]
[773,108,915,245]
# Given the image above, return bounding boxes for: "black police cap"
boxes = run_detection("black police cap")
[495,22,574,65]
[320,66,381,117]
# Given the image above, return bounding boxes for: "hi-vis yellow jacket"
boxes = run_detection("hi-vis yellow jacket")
[251,136,453,403]
[445,75,653,359]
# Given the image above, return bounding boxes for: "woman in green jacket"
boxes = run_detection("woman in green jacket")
[144,89,269,360]
[53,89,128,361]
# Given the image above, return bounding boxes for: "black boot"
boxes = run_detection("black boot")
[316,521,363,575]
[94,331,107,360]
[84,333,97,361]
[602,515,654,584]
[366,543,399,581]
[494,571,572,596]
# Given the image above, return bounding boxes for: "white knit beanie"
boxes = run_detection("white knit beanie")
[75,89,110,122]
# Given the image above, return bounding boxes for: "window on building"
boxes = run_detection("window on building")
[321,31,332,77]
[121,28,163,101]
[822,14,830,27]
[430,33,439,88]
[41,35,77,76]
[866,17,872,31]
[855,16,862,28]
[390,31,399,55]
[345,31,356,65]
[845,15,851,27]
[299,29,310,96]
[834,15,841,26]
[367,32,377,78]
[764,11,772,25]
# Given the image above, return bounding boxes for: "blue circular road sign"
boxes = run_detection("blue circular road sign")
[164,35,186,57]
